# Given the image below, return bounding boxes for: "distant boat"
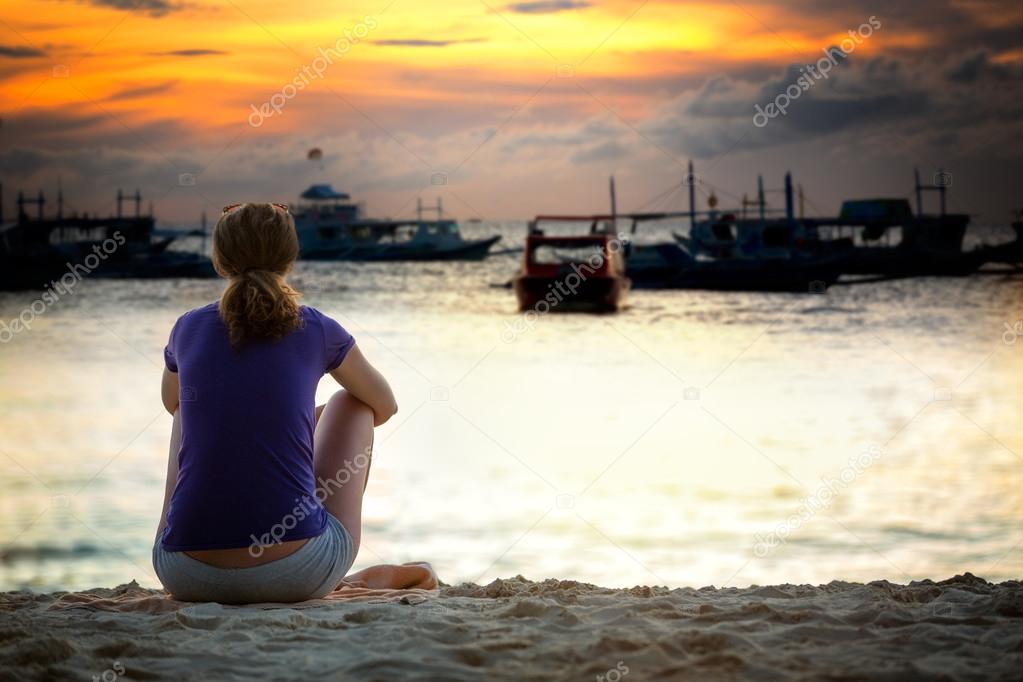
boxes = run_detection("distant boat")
[628,242,841,292]
[94,247,215,279]
[669,168,993,278]
[801,197,985,277]
[341,220,500,262]
[293,186,499,261]
[674,214,824,262]
[513,215,630,312]
[558,171,842,293]
[0,185,214,290]
[672,175,815,263]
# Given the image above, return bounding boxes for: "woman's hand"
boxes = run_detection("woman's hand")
[329,344,398,426]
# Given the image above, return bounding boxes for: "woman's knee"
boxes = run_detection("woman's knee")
[325,390,374,417]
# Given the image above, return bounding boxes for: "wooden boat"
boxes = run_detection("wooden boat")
[513,216,630,312]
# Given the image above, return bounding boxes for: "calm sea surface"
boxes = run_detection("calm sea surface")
[1,222,1021,591]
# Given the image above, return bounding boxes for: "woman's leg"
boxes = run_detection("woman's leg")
[313,390,374,556]
[314,395,436,592]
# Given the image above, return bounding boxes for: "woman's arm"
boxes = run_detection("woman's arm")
[329,344,398,426]
[161,367,180,415]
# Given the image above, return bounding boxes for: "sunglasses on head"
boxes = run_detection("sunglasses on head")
[221,203,289,214]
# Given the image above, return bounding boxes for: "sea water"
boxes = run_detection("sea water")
[1,222,1020,591]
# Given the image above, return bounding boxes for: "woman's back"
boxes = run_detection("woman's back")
[161,303,354,551]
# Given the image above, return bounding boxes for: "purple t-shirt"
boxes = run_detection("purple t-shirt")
[161,303,355,551]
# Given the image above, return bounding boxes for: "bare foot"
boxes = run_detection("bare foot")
[339,562,436,590]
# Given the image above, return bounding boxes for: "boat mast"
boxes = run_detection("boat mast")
[784,172,794,222]
[914,168,923,216]
[687,159,696,231]
[609,175,617,232]
[937,169,947,216]
[757,174,765,222]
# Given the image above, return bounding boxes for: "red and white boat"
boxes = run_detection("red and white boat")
[513,215,630,313]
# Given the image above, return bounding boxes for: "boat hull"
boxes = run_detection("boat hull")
[513,274,629,312]
[302,236,501,262]
[632,261,841,292]
[834,247,987,277]
[978,240,1022,265]
[94,254,217,279]
[0,256,70,291]
[628,243,841,292]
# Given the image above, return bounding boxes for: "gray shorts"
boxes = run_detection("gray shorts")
[152,512,355,604]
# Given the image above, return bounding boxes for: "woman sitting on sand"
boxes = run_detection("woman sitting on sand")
[154,202,400,603]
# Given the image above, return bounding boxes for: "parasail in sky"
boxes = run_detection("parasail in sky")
[307,147,323,161]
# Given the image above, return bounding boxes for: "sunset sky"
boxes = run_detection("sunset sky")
[1,0,1021,224]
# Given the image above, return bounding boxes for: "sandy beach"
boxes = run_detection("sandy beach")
[1,572,1021,681]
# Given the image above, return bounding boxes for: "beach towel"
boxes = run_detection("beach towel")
[47,562,439,614]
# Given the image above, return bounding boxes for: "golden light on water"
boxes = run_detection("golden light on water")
[1,257,1020,590]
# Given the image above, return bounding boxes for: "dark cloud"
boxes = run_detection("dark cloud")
[80,0,179,16]
[638,46,1020,163]
[945,51,1016,84]
[0,45,46,58]
[0,110,110,147]
[105,80,178,101]
[505,0,590,14]
[373,39,484,47]
[0,107,190,152]
[148,49,228,57]
[0,146,144,181]
[776,92,929,135]
[736,1,1023,59]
